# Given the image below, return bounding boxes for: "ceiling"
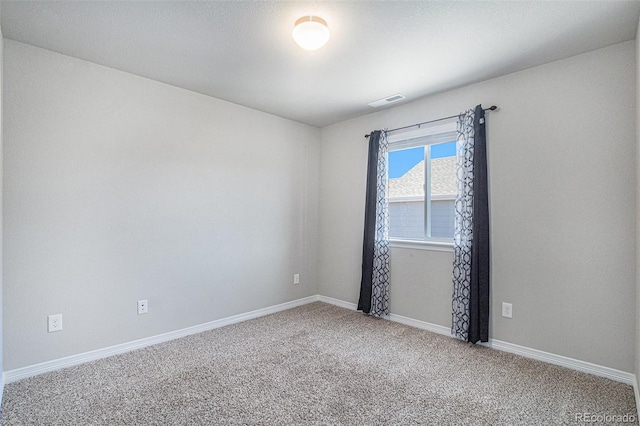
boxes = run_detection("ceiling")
[2,1,640,128]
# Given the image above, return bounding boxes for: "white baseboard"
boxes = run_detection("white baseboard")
[483,338,633,385]
[3,295,320,384]
[317,295,357,310]
[389,312,451,336]
[4,294,636,388]
[318,295,635,385]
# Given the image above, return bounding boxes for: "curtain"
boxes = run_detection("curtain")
[357,130,390,317]
[452,105,490,343]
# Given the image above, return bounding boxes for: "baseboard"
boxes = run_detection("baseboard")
[317,295,453,337]
[4,294,635,388]
[389,312,452,336]
[317,295,357,310]
[3,295,320,384]
[318,295,635,385]
[483,338,634,385]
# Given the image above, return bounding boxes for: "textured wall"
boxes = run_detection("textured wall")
[3,41,320,370]
[319,41,636,372]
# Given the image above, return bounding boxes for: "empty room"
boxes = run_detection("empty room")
[1,0,640,424]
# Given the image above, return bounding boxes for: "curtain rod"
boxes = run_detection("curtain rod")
[364,105,498,138]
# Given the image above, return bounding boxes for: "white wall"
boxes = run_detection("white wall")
[2,32,636,379]
[636,17,640,388]
[3,40,320,370]
[0,4,4,398]
[319,41,636,372]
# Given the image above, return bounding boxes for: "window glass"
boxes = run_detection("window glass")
[388,134,456,242]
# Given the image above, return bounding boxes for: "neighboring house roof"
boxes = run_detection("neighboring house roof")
[388,157,456,198]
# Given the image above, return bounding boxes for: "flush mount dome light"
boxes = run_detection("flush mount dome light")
[292,16,330,50]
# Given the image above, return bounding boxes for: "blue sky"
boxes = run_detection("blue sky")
[389,141,456,178]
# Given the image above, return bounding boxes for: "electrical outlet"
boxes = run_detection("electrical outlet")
[48,314,63,332]
[502,302,513,319]
[138,299,148,315]
[293,274,300,285]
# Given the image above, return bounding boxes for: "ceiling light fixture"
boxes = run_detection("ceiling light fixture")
[292,16,330,50]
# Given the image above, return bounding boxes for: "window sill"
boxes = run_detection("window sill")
[389,239,454,252]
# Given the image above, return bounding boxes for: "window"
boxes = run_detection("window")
[387,122,457,245]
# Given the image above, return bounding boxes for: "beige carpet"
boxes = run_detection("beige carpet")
[2,302,637,425]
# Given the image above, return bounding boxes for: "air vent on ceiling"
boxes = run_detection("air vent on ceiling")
[368,94,406,108]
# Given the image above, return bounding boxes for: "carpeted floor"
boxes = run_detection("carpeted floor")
[1,302,637,425]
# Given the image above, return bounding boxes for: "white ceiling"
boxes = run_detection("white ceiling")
[2,1,640,127]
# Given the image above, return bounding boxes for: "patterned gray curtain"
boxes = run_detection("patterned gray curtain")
[452,105,490,343]
[357,130,390,318]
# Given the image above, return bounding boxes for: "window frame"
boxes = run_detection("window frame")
[387,121,457,251]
